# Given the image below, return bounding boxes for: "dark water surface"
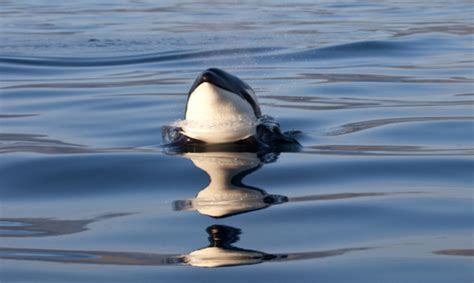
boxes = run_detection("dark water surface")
[1,1,473,282]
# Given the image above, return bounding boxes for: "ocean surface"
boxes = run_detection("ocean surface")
[1,1,473,282]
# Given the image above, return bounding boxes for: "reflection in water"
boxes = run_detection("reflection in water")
[173,152,288,218]
[0,224,370,268]
[0,213,131,237]
[173,151,416,218]
[183,225,278,267]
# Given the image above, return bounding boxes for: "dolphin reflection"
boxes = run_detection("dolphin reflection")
[173,151,288,218]
[172,151,408,218]
[0,224,370,268]
[183,225,279,267]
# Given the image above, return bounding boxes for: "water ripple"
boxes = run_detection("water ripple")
[327,116,474,136]
[0,245,369,267]
[0,47,278,68]
[261,95,474,111]
[0,213,131,238]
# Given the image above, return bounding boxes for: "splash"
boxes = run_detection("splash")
[176,115,259,135]
[162,115,301,149]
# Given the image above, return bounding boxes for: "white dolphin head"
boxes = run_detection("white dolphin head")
[181,68,261,144]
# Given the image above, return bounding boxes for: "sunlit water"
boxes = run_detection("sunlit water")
[1,1,473,282]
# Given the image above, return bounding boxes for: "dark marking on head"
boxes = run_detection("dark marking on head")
[185,68,261,118]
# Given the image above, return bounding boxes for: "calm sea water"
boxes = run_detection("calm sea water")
[1,1,473,282]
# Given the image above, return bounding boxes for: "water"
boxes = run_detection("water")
[1,0,473,282]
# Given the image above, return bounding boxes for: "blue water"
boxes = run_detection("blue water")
[1,1,473,282]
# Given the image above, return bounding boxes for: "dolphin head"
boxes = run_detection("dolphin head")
[182,68,262,144]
